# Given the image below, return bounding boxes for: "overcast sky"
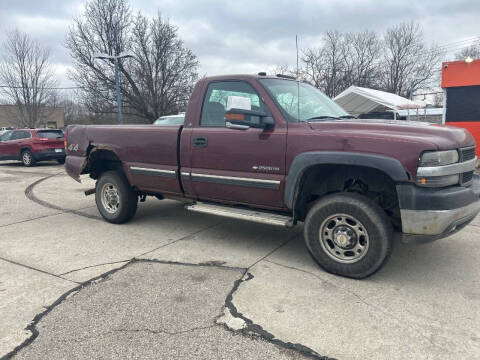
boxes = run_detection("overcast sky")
[1,0,480,88]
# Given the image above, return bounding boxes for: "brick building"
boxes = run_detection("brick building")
[0,105,65,129]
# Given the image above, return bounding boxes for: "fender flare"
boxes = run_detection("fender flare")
[284,151,410,209]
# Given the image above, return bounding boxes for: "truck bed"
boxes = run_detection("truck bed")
[66,124,184,197]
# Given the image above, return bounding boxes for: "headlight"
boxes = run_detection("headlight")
[419,150,459,167]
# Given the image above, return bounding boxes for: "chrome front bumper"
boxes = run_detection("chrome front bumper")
[398,174,480,243]
[400,200,480,242]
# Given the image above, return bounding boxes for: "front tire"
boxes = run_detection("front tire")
[95,171,138,224]
[304,193,393,279]
[21,149,36,167]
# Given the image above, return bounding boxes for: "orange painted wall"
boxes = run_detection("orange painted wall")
[442,59,480,88]
[446,122,480,157]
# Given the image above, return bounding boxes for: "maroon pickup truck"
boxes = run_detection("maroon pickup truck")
[65,74,480,278]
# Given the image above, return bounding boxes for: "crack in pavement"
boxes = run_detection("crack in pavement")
[2,259,330,360]
[247,232,300,270]
[109,324,216,336]
[0,257,80,285]
[1,261,133,360]
[58,260,130,277]
[217,269,332,360]
[0,206,97,229]
[262,259,448,351]
[134,220,226,259]
[64,325,219,345]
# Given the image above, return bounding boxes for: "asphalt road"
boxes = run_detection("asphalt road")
[0,161,479,359]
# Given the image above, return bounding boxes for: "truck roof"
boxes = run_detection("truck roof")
[200,74,297,83]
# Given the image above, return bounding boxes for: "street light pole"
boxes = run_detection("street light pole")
[93,52,134,125]
[113,57,123,124]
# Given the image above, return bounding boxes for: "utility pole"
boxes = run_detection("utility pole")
[93,52,134,124]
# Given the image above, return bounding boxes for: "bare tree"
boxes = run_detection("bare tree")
[268,64,298,78]
[455,44,480,60]
[65,0,199,122]
[0,29,58,127]
[302,30,346,97]
[342,30,381,89]
[301,30,382,97]
[379,21,442,98]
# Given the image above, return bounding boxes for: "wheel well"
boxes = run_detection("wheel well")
[294,164,401,230]
[85,148,123,179]
[19,147,31,155]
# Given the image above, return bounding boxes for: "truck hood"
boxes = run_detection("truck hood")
[307,119,475,150]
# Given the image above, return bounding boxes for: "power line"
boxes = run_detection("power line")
[435,35,480,49]
[0,85,82,90]
[417,37,480,56]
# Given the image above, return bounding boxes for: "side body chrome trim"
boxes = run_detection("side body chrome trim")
[417,157,477,177]
[190,172,280,190]
[130,166,177,178]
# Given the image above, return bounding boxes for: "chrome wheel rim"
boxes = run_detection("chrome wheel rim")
[101,182,120,214]
[23,152,31,165]
[319,213,369,263]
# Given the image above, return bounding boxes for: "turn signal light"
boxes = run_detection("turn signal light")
[416,174,460,187]
[225,113,245,121]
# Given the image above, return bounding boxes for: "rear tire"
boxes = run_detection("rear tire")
[304,192,393,279]
[21,149,35,167]
[57,158,65,165]
[95,171,138,224]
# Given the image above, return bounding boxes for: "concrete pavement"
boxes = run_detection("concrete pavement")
[1,161,479,359]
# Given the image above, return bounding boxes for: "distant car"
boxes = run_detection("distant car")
[153,114,185,126]
[0,127,14,136]
[0,129,65,166]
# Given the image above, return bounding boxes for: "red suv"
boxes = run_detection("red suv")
[0,129,65,166]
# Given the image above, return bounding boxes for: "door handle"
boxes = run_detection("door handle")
[193,137,208,148]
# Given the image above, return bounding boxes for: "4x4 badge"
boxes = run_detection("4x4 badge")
[68,144,79,151]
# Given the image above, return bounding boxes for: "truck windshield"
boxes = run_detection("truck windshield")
[259,78,349,122]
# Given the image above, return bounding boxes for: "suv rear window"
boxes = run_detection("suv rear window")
[37,130,63,139]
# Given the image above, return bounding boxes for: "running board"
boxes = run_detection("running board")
[186,202,293,227]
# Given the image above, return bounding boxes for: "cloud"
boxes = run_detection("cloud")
[0,0,479,87]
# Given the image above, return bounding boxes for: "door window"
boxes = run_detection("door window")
[0,131,13,142]
[11,131,31,140]
[200,81,265,127]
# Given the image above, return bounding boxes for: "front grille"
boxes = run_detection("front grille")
[461,171,474,185]
[460,147,476,162]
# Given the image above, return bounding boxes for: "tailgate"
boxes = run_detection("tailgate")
[36,130,64,148]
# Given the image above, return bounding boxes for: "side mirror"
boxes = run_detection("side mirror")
[225,108,274,130]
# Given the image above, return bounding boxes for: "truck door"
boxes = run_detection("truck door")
[187,80,287,208]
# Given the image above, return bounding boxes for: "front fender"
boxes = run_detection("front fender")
[284,151,410,209]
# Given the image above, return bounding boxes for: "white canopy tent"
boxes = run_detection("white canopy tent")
[334,86,426,118]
